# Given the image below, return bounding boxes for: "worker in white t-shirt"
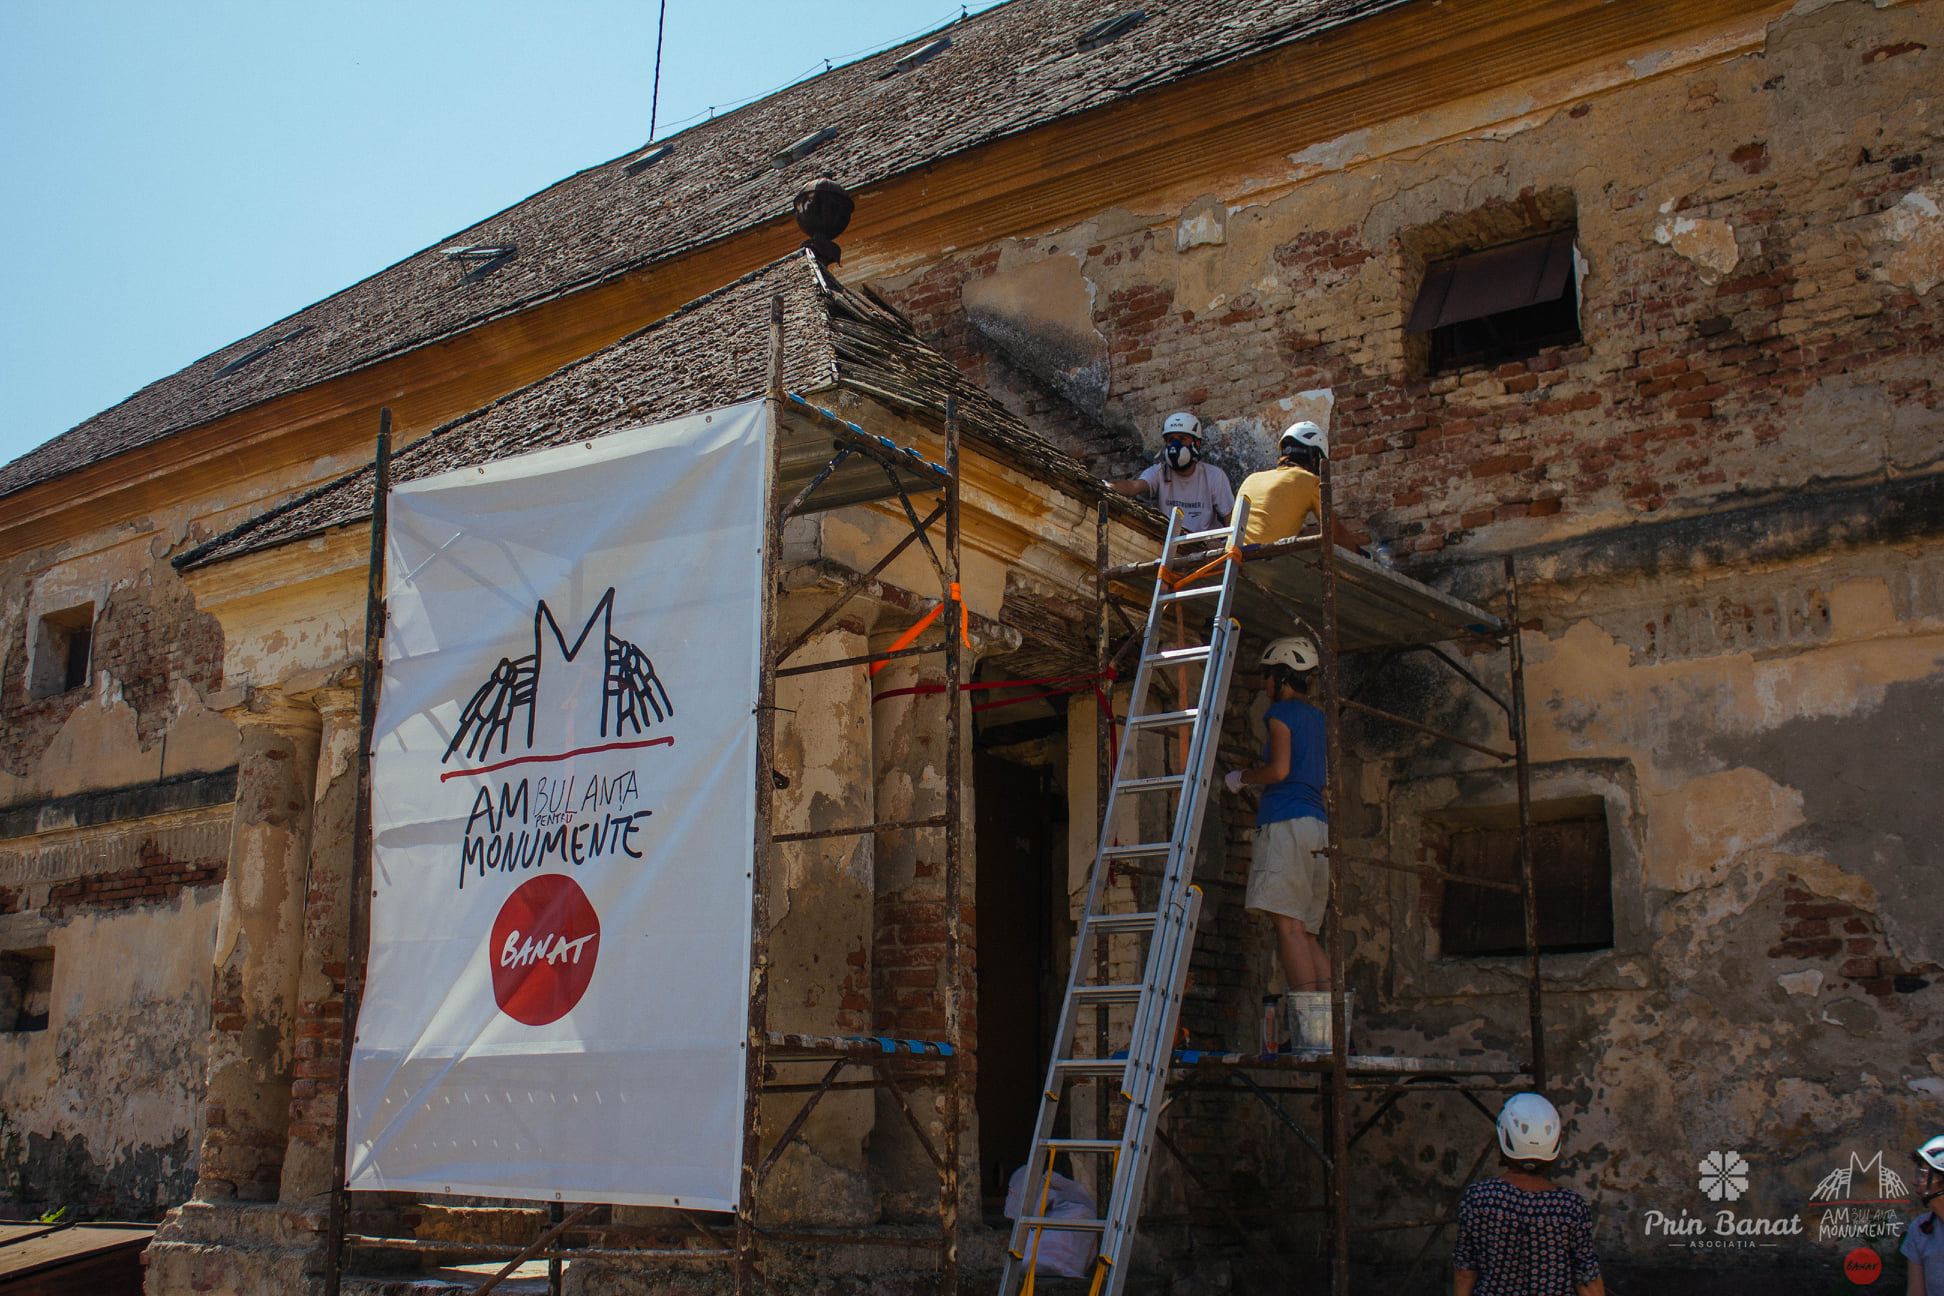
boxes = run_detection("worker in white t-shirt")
[1109,412,1235,532]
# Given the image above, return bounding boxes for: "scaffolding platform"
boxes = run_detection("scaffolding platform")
[1106,535,1501,652]
[1166,1050,1527,1077]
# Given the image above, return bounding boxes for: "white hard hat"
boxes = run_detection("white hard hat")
[1163,411,1203,440]
[1918,1135,1944,1174]
[1260,635,1319,675]
[1497,1093,1563,1162]
[1280,420,1328,459]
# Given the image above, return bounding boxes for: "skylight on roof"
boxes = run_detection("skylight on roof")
[1077,10,1145,52]
[624,144,673,176]
[441,245,516,261]
[215,325,311,378]
[772,127,839,170]
[879,35,950,79]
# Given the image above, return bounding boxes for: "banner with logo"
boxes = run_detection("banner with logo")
[346,400,766,1208]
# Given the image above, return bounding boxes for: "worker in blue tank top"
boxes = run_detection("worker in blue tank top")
[1223,632,1329,993]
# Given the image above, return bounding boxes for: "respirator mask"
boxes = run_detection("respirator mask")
[1164,436,1199,472]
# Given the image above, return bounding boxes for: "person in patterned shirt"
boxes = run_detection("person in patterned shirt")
[1451,1093,1603,1296]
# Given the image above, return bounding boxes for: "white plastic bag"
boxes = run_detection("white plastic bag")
[1004,1165,1101,1278]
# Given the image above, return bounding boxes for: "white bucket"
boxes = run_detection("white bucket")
[1283,989,1353,1054]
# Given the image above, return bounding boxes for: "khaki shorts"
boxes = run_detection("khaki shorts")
[1246,816,1329,929]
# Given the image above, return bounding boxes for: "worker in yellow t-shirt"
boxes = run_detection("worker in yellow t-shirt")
[1236,421,1327,545]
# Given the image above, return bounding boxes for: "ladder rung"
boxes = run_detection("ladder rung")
[1052,1059,1127,1079]
[1147,645,1211,667]
[1043,1138,1123,1154]
[1099,842,1173,860]
[1086,911,1158,934]
[1127,707,1198,729]
[1070,984,1143,1004]
[1114,772,1186,793]
[1016,1215,1107,1233]
[1157,585,1222,602]
[1172,525,1234,544]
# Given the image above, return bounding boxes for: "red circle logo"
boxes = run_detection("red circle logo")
[489,874,601,1025]
[1844,1246,1882,1285]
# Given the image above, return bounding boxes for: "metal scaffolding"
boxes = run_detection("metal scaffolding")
[1095,456,1547,1296]
[324,297,971,1295]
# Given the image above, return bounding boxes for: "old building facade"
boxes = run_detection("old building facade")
[0,0,1937,1289]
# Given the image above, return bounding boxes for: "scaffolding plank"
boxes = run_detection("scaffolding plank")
[1167,1050,1526,1076]
[1109,538,1501,652]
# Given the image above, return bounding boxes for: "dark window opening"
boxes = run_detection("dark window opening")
[0,950,53,1033]
[30,603,95,699]
[1409,229,1581,373]
[1437,799,1613,957]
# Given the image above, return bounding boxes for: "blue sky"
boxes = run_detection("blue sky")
[0,1,1006,472]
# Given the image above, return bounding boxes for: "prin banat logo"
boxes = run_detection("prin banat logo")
[438,588,674,1026]
[1644,1147,1909,1253]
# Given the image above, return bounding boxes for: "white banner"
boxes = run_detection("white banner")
[347,400,766,1208]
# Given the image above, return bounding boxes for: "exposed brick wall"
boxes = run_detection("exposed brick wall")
[872,875,977,1054]
[1768,879,1940,997]
[880,160,1942,565]
[890,249,1144,479]
[285,989,345,1151]
[0,568,224,779]
[40,840,225,920]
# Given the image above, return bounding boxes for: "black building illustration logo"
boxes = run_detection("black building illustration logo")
[443,588,673,767]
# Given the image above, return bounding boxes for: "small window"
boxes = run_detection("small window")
[0,950,53,1033]
[1078,10,1145,52]
[1437,799,1613,957]
[30,603,94,699]
[879,35,950,79]
[771,127,838,170]
[1407,230,1580,373]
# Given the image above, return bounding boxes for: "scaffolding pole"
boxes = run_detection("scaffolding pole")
[324,408,389,1296]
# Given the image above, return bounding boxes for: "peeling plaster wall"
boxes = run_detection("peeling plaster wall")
[880,0,1944,558]
[0,818,228,1218]
[1307,540,1944,1276]
[870,0,1941,1280]
[0,414,370,1223]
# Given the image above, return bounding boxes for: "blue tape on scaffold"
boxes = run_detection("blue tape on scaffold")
[934,1042,954,1057]
[874,1036,898,1053]
[1176,1050,1202,1064]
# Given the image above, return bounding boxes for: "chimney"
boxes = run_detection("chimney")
[794,179,855,265]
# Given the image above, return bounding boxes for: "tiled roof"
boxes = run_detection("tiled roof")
[175,251,1146,570]
[6,0,1402,501]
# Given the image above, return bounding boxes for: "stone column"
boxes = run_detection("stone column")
[761,625,877,1224]
[194,687,319,1202]
[867,639,975,1216]
[279,681,361,1203]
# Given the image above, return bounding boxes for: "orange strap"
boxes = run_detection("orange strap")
[868,602,942,677]
[1157,545,1242,590]
[949,582,972,648]
[866,586,972,678]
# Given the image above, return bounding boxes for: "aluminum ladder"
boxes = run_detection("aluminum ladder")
[998,500,1248,1296]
